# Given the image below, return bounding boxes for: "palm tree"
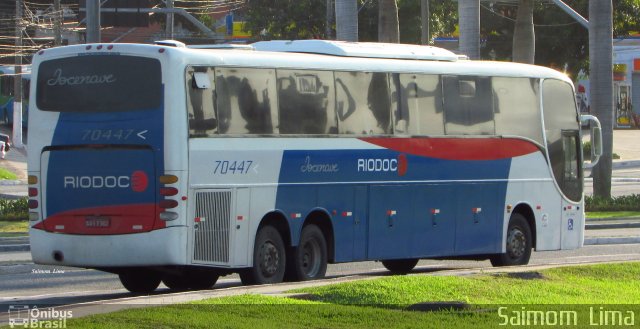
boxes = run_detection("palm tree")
[458,0,479,59]
[378,0,399,43]
[512,0,535,64]
[335,0,358,41]
[589,0,613,198]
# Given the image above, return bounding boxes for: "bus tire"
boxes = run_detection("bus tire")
[164,269,219,290]
[240,225,286,285]
[119,269,161,293]
[288,224,327,281]
[381,259,419,274]
[162,274,190,291]
[490,213,532,267]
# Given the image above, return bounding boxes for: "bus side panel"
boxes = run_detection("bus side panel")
[453,182,503,255]
[505,152,563,251]
[316,185,364,262]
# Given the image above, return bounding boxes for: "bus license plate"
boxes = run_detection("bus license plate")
[85,216,111,228]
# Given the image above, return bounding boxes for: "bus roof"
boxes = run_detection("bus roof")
[251,40,461,61]
[32,42,572,84]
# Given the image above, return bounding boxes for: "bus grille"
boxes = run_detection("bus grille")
[193,190,231,263]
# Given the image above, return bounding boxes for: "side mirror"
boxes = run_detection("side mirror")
[580,115,603,169]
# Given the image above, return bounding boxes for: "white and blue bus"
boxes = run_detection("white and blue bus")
[28,40,602,293]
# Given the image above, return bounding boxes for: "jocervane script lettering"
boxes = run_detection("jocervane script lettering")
[47,68,116,86]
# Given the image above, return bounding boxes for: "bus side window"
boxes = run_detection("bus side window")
[392,73,443,135]
[443,75,495,135]
[336,71,391,135]
[215,68,278,135]
[277,69,336,134]
[187,67,217,137]
[493,77,542,145]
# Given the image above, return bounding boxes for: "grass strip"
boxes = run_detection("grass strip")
[0,167,17,180]
[14,262,639,329]
[586,211,640,219]
[0,220,28,233]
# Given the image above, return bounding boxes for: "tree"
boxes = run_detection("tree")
[378,0,399,43]
[458,0,480,59]
[589,0,613,198]
[512,0,534,64]
[243,0,328,40]
[335,0,358,41]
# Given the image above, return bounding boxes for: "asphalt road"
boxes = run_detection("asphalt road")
[1,243,639,313]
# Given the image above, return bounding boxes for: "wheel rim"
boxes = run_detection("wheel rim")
[301,238,321,277]
[259,241,280,277]
[506,226,526,259]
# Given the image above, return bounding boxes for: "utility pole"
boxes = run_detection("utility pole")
[86,0,100,43]
[166,0,174,39]
[421,0,429,45]
[13,0,24,148]
[54,0,62,46]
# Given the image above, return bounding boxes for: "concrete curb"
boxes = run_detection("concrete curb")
[0,193,26,200]
[613,160,640,169]
[0,244,29,252]
[584,236,640,245]
[586,222,640,230]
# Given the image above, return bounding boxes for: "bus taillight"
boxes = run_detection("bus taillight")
[160,187,178,196]
[159,200,178,209]
[28,175,40,221]
[159,175,179,221]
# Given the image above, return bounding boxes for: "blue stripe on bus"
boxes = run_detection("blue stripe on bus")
[275,147,511,262]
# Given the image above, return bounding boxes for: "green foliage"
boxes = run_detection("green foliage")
[583,141,619,160]
[585,194,640,212]
[243,0,328,40]
[0,198,28,221]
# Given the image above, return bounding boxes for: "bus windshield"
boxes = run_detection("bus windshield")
[36,55,161,113]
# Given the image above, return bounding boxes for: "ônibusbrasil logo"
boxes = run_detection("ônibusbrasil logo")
[9,305,72,328]
[63,170,148,192]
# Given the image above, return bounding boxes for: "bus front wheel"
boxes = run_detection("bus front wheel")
[490,214,532,267]
[119,269,162,293]
[240,225,286,285]
[381,259,419,274]
[288,224,327,281]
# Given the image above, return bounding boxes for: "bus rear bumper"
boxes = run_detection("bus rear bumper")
[29,227,187,268]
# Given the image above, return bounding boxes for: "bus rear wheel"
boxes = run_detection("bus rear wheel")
[240,225,286,285]
[490,213,532,267]
[381,259,419,274]
[288,224,327,281]
[119,269,162,293]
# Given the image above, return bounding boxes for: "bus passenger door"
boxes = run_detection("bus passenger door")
[559,132,584,249]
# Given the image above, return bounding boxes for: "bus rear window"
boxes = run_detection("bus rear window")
[36,55,161,112]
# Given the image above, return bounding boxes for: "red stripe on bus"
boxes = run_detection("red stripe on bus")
[38,203,166,235]
[360,138,539,161]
